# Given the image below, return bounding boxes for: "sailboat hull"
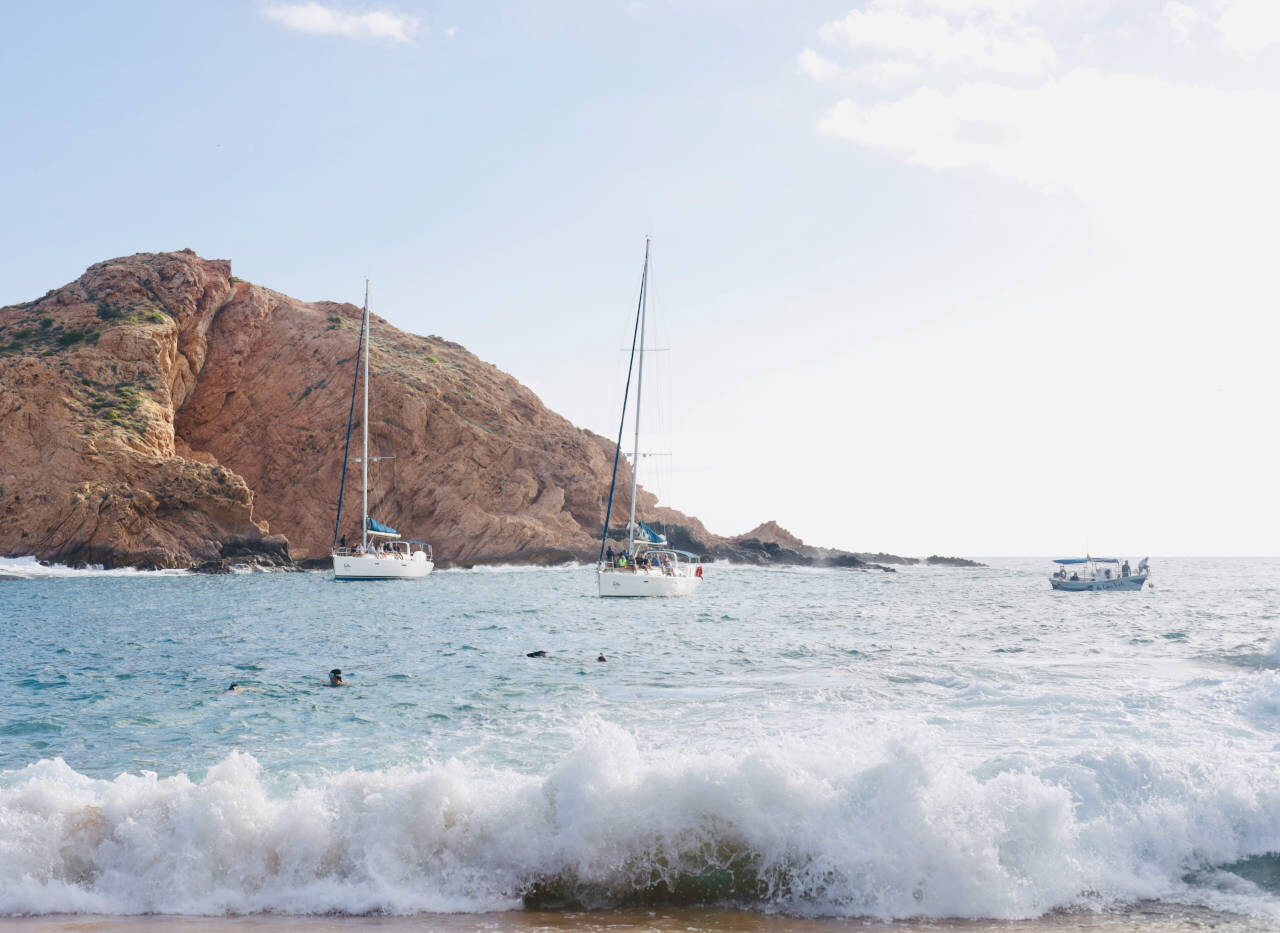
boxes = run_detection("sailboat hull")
[597,568,701,597]
[332,552,434,580]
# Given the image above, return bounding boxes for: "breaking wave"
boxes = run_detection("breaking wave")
[0,556,188,579]
[3,724,1280,919]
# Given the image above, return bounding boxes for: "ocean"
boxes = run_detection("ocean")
[1,557,1279,932]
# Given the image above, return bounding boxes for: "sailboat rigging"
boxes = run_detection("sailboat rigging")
[331,282,434,580]
[596,239,702,597]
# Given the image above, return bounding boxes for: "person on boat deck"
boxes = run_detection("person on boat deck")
[354,543,365,555]
[1104,568,1112,579]
[1070,572,1079,581]
[617,554,628,569]
[1122,560,1130,577]
[606,545,615,565]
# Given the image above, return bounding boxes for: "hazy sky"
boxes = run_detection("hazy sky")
[3,1,1278,556]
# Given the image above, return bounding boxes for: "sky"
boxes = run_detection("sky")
[2,0,1278,556]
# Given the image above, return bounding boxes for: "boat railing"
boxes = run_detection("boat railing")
[599,556,694,576]
[333,543,432,560]
[333,546,403,559]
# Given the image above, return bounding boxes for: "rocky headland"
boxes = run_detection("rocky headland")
[0,250,978,571]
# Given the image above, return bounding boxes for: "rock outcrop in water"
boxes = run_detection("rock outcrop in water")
[924,555,987,567]
[0,250,903,570]
[713,521,895,569]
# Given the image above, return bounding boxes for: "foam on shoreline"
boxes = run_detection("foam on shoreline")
[3,725,1280,920]
[0,557,189,579]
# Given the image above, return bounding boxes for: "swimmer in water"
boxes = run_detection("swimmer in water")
[328,668,345,687]
[226,682,242,693]
[597,654,607,663]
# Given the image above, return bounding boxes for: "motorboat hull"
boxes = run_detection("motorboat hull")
[1050,573,1147,591]
[598,568,701,597]
[332,552,433,580]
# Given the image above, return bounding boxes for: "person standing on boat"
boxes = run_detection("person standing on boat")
[1122,560,1130,577]
[606,545,615,566]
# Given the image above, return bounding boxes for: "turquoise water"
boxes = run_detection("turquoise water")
[2,558,1280,919]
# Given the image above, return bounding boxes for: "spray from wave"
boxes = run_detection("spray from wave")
[0,556,188,579]
[3,724,1280,919]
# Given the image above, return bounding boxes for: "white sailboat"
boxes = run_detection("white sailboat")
[331,284,433,580]
[596,239,703,598]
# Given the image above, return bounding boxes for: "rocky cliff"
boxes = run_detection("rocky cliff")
[0,253,289,569]
[0,250,962,571]
[0,252,798,568]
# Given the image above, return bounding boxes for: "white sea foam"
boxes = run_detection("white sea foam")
[0,556,188,579]
[4,724,1280,919]
[1244,671,1280,720]
[440,562,590,574]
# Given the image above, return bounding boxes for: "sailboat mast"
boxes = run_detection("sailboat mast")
[627,238,650,555]
[361,280,370,551]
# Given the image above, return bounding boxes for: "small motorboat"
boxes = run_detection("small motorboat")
[1050,556,1148,591]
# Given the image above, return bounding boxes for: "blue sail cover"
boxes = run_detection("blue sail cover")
[636,522,667,545]
[366,517,399,536]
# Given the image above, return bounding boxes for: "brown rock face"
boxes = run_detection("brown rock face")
[0,251,288,569]
[1,249,911,570]
[0,250,687,568]
[173,278,645,565]
[733,520,806,550]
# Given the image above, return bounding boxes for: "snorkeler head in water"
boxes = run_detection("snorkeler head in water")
[328,669,345,686]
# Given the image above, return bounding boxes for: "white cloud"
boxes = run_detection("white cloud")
[1162,1,1199,43]
[818,4,1057,77]
[1215,0,1280,59]
[901,0,1045,14]
[799,47,850,83]
[262,3,419,42]
[799,48,925,88]
[815,68,1280,231]
[803,2,1280,261]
